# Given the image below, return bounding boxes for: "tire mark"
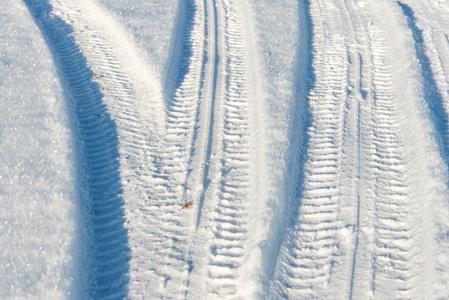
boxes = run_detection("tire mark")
[269,0,349,297]
[366,25,420,299]
[23,1,131,298]
[137,1,207,297]
[204,0,254,296]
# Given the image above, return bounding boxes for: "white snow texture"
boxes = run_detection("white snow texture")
[1,0,449,299]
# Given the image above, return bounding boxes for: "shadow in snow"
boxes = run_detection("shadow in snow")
[398,2,449,160]
[24,1,131,298]
[261,0,315,295]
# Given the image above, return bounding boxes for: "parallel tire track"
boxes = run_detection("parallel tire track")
[29,0,448,298]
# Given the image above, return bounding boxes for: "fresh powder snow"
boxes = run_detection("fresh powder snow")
[2,0,449,299]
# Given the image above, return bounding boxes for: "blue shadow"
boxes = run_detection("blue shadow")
[398,1,449,160]
[261,0,315,296]
[24,1,131,298]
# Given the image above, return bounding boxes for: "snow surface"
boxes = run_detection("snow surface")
[2,0,449,299]
[0,0,89,298]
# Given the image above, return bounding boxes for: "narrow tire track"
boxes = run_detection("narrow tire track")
[24,1,131,298]
[365,25,420,298]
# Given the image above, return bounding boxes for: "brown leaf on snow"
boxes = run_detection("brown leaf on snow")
[181,202,192,209]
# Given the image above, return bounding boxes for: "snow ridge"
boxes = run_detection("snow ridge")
[398,1,449,158]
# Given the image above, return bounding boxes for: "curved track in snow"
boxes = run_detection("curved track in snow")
[17,0,449,298]
[24,0,162,298]
[24,1,130,298]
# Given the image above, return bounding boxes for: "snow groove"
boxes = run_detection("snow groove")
[338,1,367,297]
[204,0,255,296]
[23,1,131,298]
[193,0,219,230]
[365,26,421,298]
[269,1,349,298]
[128,1,208,297]
[152,0,204,215]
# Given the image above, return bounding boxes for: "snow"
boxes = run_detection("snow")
[2,0,449,299]
[0,0,89,298]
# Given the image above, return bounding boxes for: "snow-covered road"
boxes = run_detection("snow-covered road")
[2,0,449,299]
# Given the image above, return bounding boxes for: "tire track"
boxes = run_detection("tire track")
[205,0,252,295]
[269,1,349,298]
[25,0,170,297]
[131,1,207,297]
[23,1,134,298]
[363,26,421,298]
[396,3,449,297]
[177,0,267,297]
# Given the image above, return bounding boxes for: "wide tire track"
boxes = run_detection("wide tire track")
[268,0,449,298]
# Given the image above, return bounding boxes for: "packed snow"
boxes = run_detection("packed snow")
[2,0,449,299]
